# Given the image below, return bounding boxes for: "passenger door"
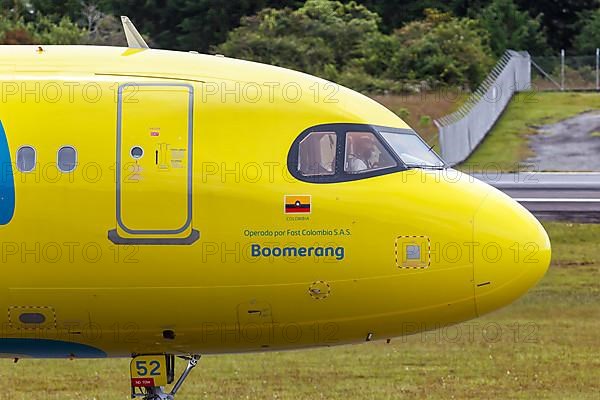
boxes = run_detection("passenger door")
[109,83,198,245]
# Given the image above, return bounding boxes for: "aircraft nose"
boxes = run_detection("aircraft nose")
[473,190,551,316]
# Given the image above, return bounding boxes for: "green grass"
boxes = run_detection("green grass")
[1,222,598,399]
[460,92,600,171]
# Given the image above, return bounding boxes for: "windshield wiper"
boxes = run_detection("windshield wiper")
[405,164,445,170]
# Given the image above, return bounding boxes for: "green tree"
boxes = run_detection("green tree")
[0,13,85,45]
[390,9,494,88]
[352,1,491,32]
[219,7,337,76]
[217,0,383,86]
[34,15,86,44]
[0,16,33,44]
[99,0,304,51]
[479,0,548,56]
[219,3,494,91]
[29,0,85,22]
[574,9,600,53]
[0,0,31,20]
[516,0,599,49]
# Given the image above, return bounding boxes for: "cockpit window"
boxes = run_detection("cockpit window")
[344,132,397,174]
[288,124,423,184]
[298,132,337,176]
[380,130,444,168]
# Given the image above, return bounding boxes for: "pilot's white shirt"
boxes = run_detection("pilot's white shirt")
[347,157,368,172]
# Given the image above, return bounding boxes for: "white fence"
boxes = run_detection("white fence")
[435,50,531,166]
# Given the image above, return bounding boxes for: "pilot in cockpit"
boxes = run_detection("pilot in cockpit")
[346,133,379,173]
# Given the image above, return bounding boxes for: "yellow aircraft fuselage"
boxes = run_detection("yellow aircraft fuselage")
[0,46,550,359]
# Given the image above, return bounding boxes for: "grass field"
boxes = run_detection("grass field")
[1,222,599,399]
[460,92,600,171]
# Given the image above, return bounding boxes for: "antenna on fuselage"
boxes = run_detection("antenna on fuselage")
[121,16,150,49]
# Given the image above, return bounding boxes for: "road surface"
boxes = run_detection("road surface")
[473,172,600,222]
[525,111,600,171]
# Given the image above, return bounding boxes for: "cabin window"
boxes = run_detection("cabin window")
[130,146,144,159]
[344,132,397,174]
[297,132,337,176]
[16,146,36,172]
[57,146,77,172]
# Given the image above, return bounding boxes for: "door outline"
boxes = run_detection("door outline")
[115,82,194,235]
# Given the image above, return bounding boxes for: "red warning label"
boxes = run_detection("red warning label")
[131,378,155,387]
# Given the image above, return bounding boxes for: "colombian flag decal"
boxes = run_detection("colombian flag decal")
[284,195,312,214]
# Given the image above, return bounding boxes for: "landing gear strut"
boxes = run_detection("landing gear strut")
[131,354,201,400]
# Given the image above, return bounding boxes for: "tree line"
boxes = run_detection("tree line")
[1,0,599,93]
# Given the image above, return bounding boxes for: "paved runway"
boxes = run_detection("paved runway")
[473,172,600,222]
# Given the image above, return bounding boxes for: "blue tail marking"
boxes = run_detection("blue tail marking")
[0,121,15,224]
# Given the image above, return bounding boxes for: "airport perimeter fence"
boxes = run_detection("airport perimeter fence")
[434,50,531,166]
[531,49,600,91]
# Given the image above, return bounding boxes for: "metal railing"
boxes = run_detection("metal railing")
[435,50,531,166]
